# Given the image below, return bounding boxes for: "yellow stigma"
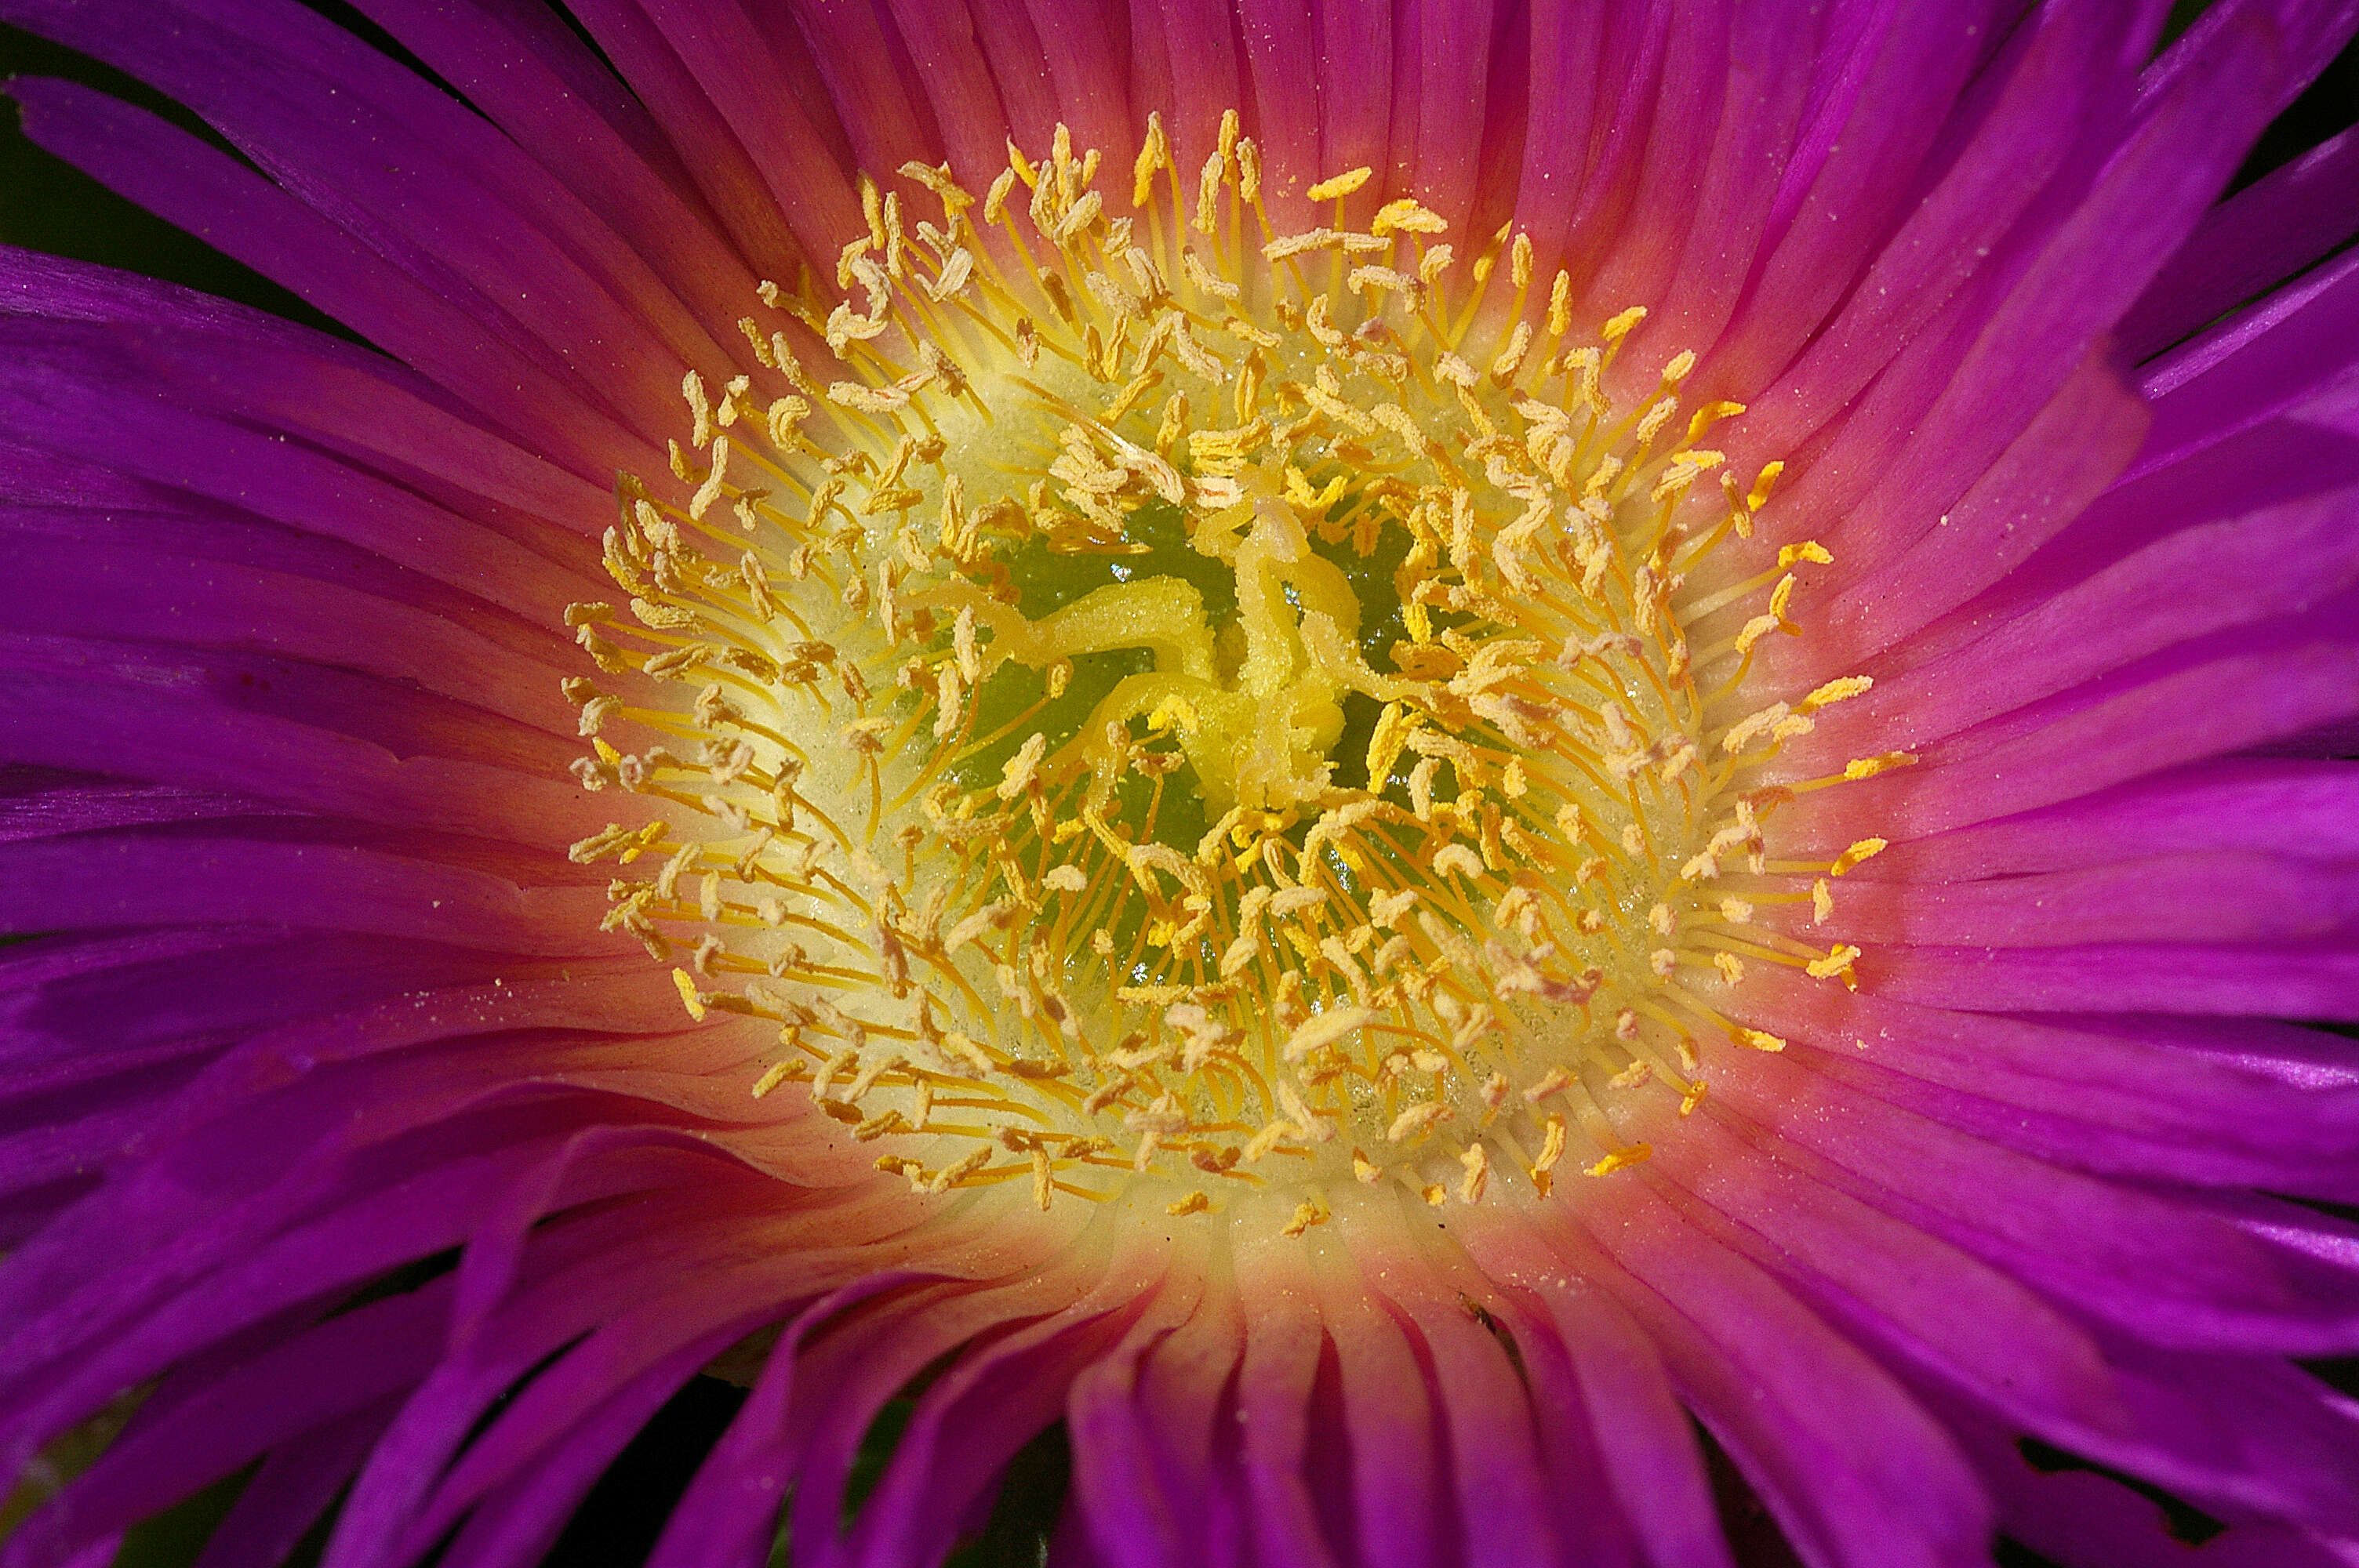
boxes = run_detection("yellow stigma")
[562,114,1896,1228]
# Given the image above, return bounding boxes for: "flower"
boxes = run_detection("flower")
[5,2,2359,1565]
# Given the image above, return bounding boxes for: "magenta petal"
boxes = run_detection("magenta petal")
[1808,354,2153,669]
[2124,122,2359,356]
[1515,1199,1993,1568]
[1143,0,1246,175]
[0,832,615,953]
[191,1400,398,1568]
[1516,0,1675,294]
[1068,1260,1252,1568]
[1814,633,2359,842]
[2136,247,2359,476]
[340,0,769,327]
[3,536,580,735]
[1020,0,1136,158]
[775,0,943,179]
[1502,1266,1731,1568]
[1390,0,1498,236]
[1798,486,2359,763]
[1876,939,2359,1020]
[1299,1241,1441,1568]
[1735,978,2359,1198]
[781,1260,1096,1563]
[4,81,649,477]
[1873,760,2359,877]
[9,0,727,430]
[1950,1403,2354,1568]
[9,1288,446,1563]
[880,0,1029,183]
[1571,0,1740,341]
[1324,1207,1574,1568]
[430,1330,743,1568]
[1314,0,1394,195]
[2146,0,2359,124]
[643,1270,935,1568]
[1623,1106,2124,1434]
[1234,0,1320,214]
[1773,11,2276,599]
[618,0,867,263]
[1630,0,1820,363]
[1227,1221,1343,1568]
[841,1243,1175,1568]
[1811,851,2359,948]
[383,1277,792,1566]
[1708,1048,2359,1352]
[1708,0,2019,409]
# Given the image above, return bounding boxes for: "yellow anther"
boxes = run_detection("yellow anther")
[750,1059,809,1099]
[983,166,1017,223]
[1801,676,1873,711]
[1430,843,1485,881]
[1372,197,1448,236]
[1284,1005,1379,1063]
[929,1148,994,1194]
[672,968,707,1022]
[1523,1067,1573,1105]
[1131,112,1170,208]
[1459,1143,1490,1203]
[1005,137,1038,188]
[1685,401,1746,443]
[1601,306,1648,341]
[1807,944,1863,985]
[1585,1144,1652,1178]
[1307,165,1373,203]
[1842,752,1916,780]
[1830,837,1888,876]
[1388,1102,1451,1143]
[1529,1116,1569,1196]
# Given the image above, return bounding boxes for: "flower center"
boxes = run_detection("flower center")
[562,113,1898,1229]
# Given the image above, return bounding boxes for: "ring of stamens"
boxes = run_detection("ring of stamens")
[563,111,1902,1229]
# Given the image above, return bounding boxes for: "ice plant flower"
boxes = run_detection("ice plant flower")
[5,1,2359,1565]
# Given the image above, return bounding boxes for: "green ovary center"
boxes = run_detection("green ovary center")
[960,480,1365,818]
